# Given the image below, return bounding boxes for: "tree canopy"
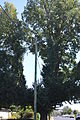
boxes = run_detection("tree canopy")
[22,0,80,119]
[0,2,27,108]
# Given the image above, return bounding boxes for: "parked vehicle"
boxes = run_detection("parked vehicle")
[76,114,80,120]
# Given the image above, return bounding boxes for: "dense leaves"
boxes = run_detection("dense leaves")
[22,0,80,119]
[0,2,27,108]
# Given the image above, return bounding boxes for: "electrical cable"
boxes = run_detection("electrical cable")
[0,5,14,24]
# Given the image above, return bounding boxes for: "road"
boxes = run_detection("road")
[53,116,75,120]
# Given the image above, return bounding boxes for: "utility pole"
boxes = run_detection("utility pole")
[34,38,37,120]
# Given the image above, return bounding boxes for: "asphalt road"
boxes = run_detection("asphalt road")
[54,116,75,120]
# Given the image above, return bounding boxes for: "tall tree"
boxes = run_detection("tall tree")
[0,2,27,108]
[22,0,80,119]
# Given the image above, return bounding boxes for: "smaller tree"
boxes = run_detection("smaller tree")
[10,105,40,120]
[62,106,72,115]
[73,109,79,119]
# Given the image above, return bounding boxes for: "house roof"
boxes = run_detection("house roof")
[0,108,11,112]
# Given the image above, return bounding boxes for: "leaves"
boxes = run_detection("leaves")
[0,2,27,108]
[22,0,80,116]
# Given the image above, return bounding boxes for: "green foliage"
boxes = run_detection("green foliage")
[22,0,80,119]
[4,1,17,19]
[0,2,27,108]
[73,109,78,115]
[62,106,72,115]
[22,112,34,119]
[10,105,40,120]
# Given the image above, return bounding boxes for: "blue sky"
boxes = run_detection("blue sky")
[0,0,80,88]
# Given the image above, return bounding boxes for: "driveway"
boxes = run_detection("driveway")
[53,116,75,120]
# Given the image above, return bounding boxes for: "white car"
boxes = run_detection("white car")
[76,114,80,120]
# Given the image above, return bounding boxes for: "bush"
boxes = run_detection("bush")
[10,105,40,120]
[62,106,72,115]
[22,112,34,119]
[36,113,40,120]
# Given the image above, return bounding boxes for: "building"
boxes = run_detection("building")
[0,108,11,119]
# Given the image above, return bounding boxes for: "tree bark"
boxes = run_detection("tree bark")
[49,112,50,120]
[40,112,47,120]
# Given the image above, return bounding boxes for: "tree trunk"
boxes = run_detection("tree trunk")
[40,112,47,120]
[49,112,50,120]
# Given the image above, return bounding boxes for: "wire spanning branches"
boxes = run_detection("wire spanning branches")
[0,5,14,23]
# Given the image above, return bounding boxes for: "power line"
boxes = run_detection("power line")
[0,5,14,24]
